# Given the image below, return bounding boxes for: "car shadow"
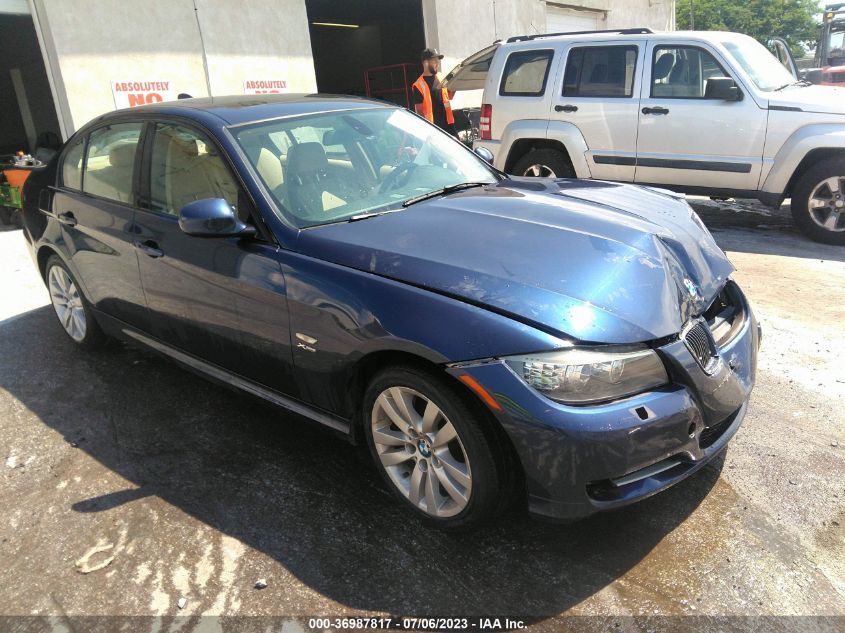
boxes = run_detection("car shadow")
[0,306,725,619]
[689,199,845,263]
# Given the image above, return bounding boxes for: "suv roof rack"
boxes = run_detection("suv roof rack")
[506,27,653,43]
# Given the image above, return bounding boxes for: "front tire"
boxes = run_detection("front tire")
[45,255,106,348]
[362,366,505,529]
[790,157,845,245]
[512,148,574,178]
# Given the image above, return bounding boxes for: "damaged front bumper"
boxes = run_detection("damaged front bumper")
[447,281,760,521]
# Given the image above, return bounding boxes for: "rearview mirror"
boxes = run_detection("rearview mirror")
[178,198,256,237]
[704,77,741,101]
[474,146,494,164]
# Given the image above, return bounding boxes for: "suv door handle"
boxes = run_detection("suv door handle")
[555,104,578,113]
[642,106,670,115]
[57,211,77,227]
[133,240,164,258]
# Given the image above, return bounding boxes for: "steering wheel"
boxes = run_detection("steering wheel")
[378,162,418,194]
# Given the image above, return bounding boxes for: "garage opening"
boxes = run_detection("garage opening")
[304,0,426,105]
[0,3,61,160]
[545,3,607,33]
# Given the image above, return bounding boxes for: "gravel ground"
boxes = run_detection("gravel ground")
[0,200,843,632]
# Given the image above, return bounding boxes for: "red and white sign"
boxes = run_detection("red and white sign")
[243,79,288,94]
[111,80,175,109]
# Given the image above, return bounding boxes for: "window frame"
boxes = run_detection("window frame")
[498,48,555,97]
[649,44,737,100]
[562,44,640,99]
[135,115,274,244]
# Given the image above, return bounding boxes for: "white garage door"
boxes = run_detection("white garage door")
[546,6,602,33]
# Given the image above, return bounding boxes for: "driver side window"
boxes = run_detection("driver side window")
[149,123,240,217]
[652,46,729,98]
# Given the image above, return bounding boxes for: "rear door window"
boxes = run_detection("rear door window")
[499,49,554,96]
[563,46,638,97]
[82,123,143,204]
[60,136,85,190]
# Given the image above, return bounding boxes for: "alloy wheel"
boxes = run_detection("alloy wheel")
[371,386,472,518]
[48,265,87,342]
[808,176,845,233]
[522,164,556,177]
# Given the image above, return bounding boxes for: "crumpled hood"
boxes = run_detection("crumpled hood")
[768,85,845,115]
[295,178,734,344]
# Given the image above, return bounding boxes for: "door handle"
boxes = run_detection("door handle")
[133,240,164,258]
[57,212,77,227]
[555,104,578,113]
[642,106,670,115]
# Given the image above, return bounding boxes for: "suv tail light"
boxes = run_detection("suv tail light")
[480,103,492,140]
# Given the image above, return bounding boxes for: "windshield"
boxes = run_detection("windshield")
[233,107,498,228]
[723,38,797,91]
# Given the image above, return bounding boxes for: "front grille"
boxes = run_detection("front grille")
[683,320,717,373]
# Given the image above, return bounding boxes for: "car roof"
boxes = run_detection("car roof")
[100,94,393,127]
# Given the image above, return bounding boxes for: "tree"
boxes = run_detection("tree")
[677,0,820,57]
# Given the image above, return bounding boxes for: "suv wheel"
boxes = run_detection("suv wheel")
[791,157,845,245]
[512,148,574,178]
[45,255,106,348]
[362,366,505,529]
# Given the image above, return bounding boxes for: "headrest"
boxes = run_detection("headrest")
[169,136,199,159]
[109,143,136,168]
[286,142,328,180]
[653,53,675,81]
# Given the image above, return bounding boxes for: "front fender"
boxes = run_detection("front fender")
[761,124,845,195]
[278,251,568,417]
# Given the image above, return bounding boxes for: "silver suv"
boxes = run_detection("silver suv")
[445,28,845,244]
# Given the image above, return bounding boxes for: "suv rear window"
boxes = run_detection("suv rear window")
[499,50,554,96]
[563,46,638,97]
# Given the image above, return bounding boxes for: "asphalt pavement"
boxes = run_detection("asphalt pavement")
[0,200,843,632]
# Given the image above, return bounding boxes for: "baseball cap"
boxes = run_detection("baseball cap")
[421,48,445,60]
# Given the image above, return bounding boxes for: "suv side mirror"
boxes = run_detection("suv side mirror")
[704,77,741,101]
[474,146,494,164]
[178,198,256,237]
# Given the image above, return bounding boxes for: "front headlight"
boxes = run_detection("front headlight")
[503,347,669,405]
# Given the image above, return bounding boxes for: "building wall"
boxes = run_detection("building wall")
[34,0,317,134]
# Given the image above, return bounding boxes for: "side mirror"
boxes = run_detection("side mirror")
[474,146,494,164]
[178,198,256,237]
[704,77,742,101]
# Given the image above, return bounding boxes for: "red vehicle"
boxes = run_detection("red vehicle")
[809,4,845,87]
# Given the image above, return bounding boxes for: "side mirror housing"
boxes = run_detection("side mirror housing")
[178,198,256,237]
[474,146,494,164]
[704,77,742,101]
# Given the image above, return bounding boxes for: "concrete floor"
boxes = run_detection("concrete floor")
[0,201,843,632]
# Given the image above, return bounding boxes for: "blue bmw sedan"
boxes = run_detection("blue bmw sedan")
[21,95,759,529]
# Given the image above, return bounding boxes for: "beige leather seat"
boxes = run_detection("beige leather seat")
[162,136,239,217]
[84,143,136,202]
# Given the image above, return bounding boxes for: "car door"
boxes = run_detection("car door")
[133,119,298,397]
[551,40,645,182]
[52,121,148,329]
[635,41,767,190]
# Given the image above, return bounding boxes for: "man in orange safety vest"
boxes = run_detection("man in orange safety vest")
[412,48,457,136]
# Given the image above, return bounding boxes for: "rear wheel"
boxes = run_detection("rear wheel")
[45,255,106,348]
[512,148,574,178]
[363,366,505,529]
[790,157,845,245]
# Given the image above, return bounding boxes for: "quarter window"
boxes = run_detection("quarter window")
[149,123,239,217]
[499,50,554,96]
[82,123,142,203]
[563,46,638,97]
[651,46,729,98]
[61,136,85,190]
